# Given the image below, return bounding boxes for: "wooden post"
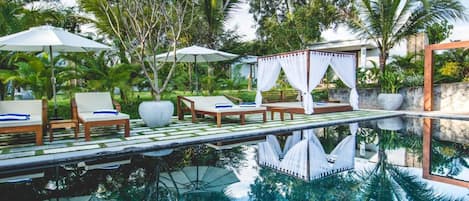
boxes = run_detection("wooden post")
[423,47,433,111]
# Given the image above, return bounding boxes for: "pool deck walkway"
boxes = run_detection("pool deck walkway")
[0,110,404,172]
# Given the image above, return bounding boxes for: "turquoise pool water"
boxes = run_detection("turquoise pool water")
[0,117,467,201]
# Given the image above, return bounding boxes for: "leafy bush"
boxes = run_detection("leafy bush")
[380,70,404,93]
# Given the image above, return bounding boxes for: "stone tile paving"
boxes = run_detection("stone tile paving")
[0,110,402,171]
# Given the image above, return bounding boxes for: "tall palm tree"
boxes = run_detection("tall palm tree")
[348,0,467,73]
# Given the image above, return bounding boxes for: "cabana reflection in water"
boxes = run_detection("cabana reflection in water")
[258,124,357,181]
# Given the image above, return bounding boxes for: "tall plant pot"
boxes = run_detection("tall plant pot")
[138,101,174,127]
[377,93,403,110]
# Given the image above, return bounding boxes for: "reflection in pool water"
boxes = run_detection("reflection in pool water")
[0,117,467,201]
[258,124,356,181]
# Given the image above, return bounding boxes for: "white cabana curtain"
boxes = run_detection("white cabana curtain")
[309,52,334,113]
[255,57,282,106]
[256,50,358,113]
[277,53,311,114]
[330,55,359,110]
[258,127,357,181]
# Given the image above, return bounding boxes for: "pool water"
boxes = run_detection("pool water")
[0,117,467,201]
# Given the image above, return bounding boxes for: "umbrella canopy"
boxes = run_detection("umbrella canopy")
[154,45,238,93]
[0,25,110,52]
[154,45,238,62]
[159,166,239,194]
[0,25,111,118]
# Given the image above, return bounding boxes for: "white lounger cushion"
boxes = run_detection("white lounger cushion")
[75,92,129,122]
[183,96,266,112]
[0,115,42,128]
[78,112,130,122]
[0,100,43,127]
[75,92,114,113]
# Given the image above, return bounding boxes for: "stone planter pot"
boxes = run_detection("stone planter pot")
[138,101,174,127]
[377,117,404,131]
[377,93,403,110]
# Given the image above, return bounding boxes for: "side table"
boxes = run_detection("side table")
[270,107,294,121]
[49,119,79,142]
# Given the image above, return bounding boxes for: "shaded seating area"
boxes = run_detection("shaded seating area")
[177,95,267,127]
[258,124,357,181]
[72,92,130,141]
[0,100,47,145]
[256,50,358,114]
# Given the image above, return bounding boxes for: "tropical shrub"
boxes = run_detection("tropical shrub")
[380,70,404,93]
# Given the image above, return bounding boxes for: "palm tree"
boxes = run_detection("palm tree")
[348,0,467,73]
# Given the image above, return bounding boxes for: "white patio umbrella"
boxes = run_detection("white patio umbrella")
[0,25,111,118]
[154,45,238,92]
[159,166,239,194]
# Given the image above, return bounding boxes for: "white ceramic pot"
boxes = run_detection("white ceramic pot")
[377,117,404,131]
[377,93,404,110]
[138,101,174,127]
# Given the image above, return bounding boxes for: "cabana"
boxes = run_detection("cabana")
[258,124,358,181]
[256,50,358,114]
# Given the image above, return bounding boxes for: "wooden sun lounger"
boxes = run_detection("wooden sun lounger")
[72,92,130,141]
[0,99,47,145]
[177,95,267,127]
[262,102,353,114]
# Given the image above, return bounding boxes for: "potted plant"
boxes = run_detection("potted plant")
[377,70,404,110]
[92,1,193,127]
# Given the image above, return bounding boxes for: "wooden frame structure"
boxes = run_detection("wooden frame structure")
[0,99,47,145]
[424,40,469,111]
[71,98,130,141]
[422,118,468,187]
[177,95,267,128]
[257,49,357,114]
[423,40,469,187]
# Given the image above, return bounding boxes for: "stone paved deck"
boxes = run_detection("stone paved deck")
[0,110,402,172]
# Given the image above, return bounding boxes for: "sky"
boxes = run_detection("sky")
[58,0,469,51]
[226,0,469,43]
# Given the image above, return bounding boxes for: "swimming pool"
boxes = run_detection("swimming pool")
[0,116,467,201]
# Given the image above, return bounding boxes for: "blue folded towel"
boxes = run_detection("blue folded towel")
[0,113,30,117]
[0,113,30,121]
[240,102,257,107]
[215,103,233,108]
[93,109,118,115]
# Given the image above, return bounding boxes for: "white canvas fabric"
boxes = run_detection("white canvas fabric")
[77,113,129,122]
[255,58,282,106]
[259,127,357,181]
[283,131,302,156]
[75,92,114,113]
[330,55,359,110]
[0,100,42,116]
[279,140,310,179]
[0,25,111,52]
[159,166,239,194]
[256,50,357,114]
[0,116,42,127]
[258,141,281,167]
[183,96,266,112]
[277,53,313,114]
[0,100,43,127]
[153,45,238,63]
[308,52,334,113]
[75,92,129,123]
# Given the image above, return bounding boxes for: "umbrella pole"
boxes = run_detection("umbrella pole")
[194,55,198,94]
[49,46,58,119]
